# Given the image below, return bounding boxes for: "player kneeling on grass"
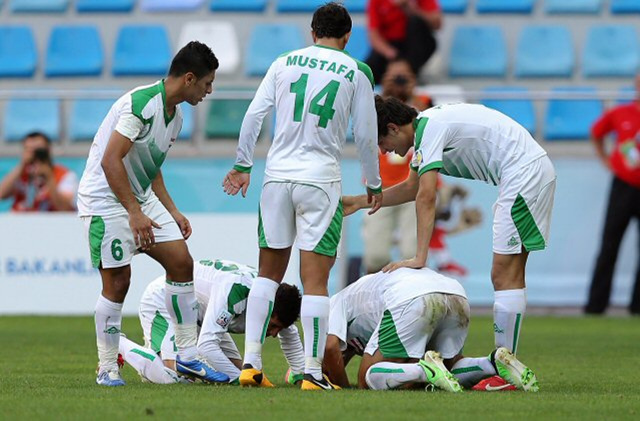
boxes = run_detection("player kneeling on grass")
[119,259,304,384]
[323,267,539,392]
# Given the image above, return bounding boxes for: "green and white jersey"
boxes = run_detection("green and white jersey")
[235,45,382,191]
[410,103,547,186]
[78,80,183,216]
[328,267,467,352]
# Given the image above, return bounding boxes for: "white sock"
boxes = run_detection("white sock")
[243,277,279,370]
[451,357,496,389]
[494,288,526,354]
[365,362,426,390]
[95,295,123,372]
[165,279,198,361]
[301,294,330,381]
[119,337,178,384]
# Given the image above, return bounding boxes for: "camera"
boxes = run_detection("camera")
[33,147,51,164]
[392,74,409,87]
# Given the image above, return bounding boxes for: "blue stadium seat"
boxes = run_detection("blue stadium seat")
[611,0,640,13]
[440,0,468,13]
[545,87,603,140]
[277,0,323,12]
[179,103,194,140]
[76,0,134,12]
[583,25,639,77]
[0,26,36,77]
[449,26,507,77]
[45,26,103,77]
[481,87,536,134]
[69,98,114,141]
[346,25,370,62]
[515,25,573,78]
[545,0,601,14]
[10,0,69,12]
[140,0,203,11]
[245,24,305,77]
[112,25,171,76]
[5,98,60,142]
[210,0,267,12]
[476,0,534,14]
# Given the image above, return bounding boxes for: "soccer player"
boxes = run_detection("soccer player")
[77,41,225,386]
[118,259,304,384]
[222,3,382,390]
[343,98,557,357]
[323,267,539,392]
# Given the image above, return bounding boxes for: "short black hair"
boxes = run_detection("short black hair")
[375,95,418,137]
[169,41,219,79]
[23,131,51,144]
[311,2,352,39]
[272,283,302,328]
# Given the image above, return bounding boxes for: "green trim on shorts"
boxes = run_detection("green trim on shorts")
[313,200,343,257]
[150,311,169,354]
[511,194,545,251]
[89,216,105,269]
[257,206,268,248]
[131,348,157,361]
[378,310,409,359]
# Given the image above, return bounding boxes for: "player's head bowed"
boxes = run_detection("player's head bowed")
[311,2,352,40]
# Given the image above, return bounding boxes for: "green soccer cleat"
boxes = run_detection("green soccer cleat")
[419,351,463,393]
[491,347,539,392]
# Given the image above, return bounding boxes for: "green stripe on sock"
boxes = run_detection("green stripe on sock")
[150,311,169,353]
[370,367,405,374]
[131,348,156,361]
[513,313,522,353]
[171,295,183,324]
[451,365,483,375]
[312,317,319,358]
[260,301,274,343]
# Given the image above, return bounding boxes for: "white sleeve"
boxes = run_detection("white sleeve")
[115,110,144,142]
[351,67,382,193]
[197,334,241,382]
[410,117,446,176]
[277,324,305,375]
[234,60,278,173]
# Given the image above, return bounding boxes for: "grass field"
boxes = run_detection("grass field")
[1,315,638,420]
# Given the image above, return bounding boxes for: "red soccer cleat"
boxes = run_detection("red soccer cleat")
[438,262,468,277]
[472,375,517,392]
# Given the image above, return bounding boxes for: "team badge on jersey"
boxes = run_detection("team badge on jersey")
[216,310,233,328]
[411,150,423,168]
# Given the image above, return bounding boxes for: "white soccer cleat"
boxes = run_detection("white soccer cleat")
[491,347,539,392]
[418,351,462,393]
[96,369,126,387]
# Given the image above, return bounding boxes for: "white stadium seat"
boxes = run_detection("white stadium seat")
[177,21,240,75]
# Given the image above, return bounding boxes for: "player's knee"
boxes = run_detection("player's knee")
[171,252,193,281]
[363,366,380,390]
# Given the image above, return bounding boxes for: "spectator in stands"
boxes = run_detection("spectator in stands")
[0,131,77,211]
[365,0,442,84]
[585,75,640,315]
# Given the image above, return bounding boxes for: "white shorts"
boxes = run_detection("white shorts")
[364,293,470,360]
[258,179,343,257]
[81,199,184,269]
[139,277,177,361]
[493,156,556,254]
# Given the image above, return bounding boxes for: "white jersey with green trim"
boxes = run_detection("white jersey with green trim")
[78,80,183,216]
[234,44,381,190]
[328,267,467,352]
[410,103,547,186]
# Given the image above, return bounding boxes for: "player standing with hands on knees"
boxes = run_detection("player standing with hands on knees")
[77,41,228,386]
[223,3,382,390]
[343,97,556,359]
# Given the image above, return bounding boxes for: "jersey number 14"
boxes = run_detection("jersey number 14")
[290,73,340,129]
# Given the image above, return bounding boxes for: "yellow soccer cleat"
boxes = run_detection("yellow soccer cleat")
[239,365,275,388]
[300,374,341,390]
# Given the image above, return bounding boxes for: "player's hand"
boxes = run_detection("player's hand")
[382,256,425,273]
[129,210,161,251]
[223,169,250,197]
[342,195,364,216]
[366,188,383,215]
[171,210,192,240]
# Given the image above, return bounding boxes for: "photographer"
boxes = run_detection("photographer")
[0,132,77,211]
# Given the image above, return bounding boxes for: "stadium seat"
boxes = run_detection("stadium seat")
[476,0,534,14]
[449,26,507,77]
[69,98,114,141]
[205,97,252,139]
[10,0,69,12]
[544,87,603,140]
[611,0,640,13]
[440,0,468,13]
[177,21,239,75]
[583,25,639,78]
[76,0,134,12]
[346,25,370,62]
[276,0,366,12]
[45,26,103,77]
[179,103,194,140]
[0,26,36,77]
[140,0,204,12]
[545,0,601,14]
[209,0,267,12]
[245,24,305,77]
[481,87,536,134]
[515,25,574,78]
[4,98,60,142]
[112,25,171,76]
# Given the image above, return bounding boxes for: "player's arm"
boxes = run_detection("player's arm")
[151,170,191,239]
[343,170,419,216]
[278,325,305,385]
[323,334,351,388]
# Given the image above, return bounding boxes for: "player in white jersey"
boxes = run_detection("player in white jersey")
[77,42,225,386]
[323,268,539,392]
[118,259,305,385]
[344,97,557,359]
[222,3,382,390]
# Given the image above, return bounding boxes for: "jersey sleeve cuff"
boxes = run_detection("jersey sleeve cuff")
[418,161,443,176]
[233,164,252,174]
[367,186,383,195]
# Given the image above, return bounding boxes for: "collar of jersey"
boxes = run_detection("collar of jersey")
[160,79,176,126]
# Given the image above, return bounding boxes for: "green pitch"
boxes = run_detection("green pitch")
[1,315,638,420]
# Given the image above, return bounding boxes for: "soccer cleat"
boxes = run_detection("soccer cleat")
[176,356,230,384]
[96,369,126,387]
[418,351,463,393]
[239,364,275,388]
[300,373,341,390]
[491,347,539,392]
[284,368,304,385]
[472,375,517,392]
